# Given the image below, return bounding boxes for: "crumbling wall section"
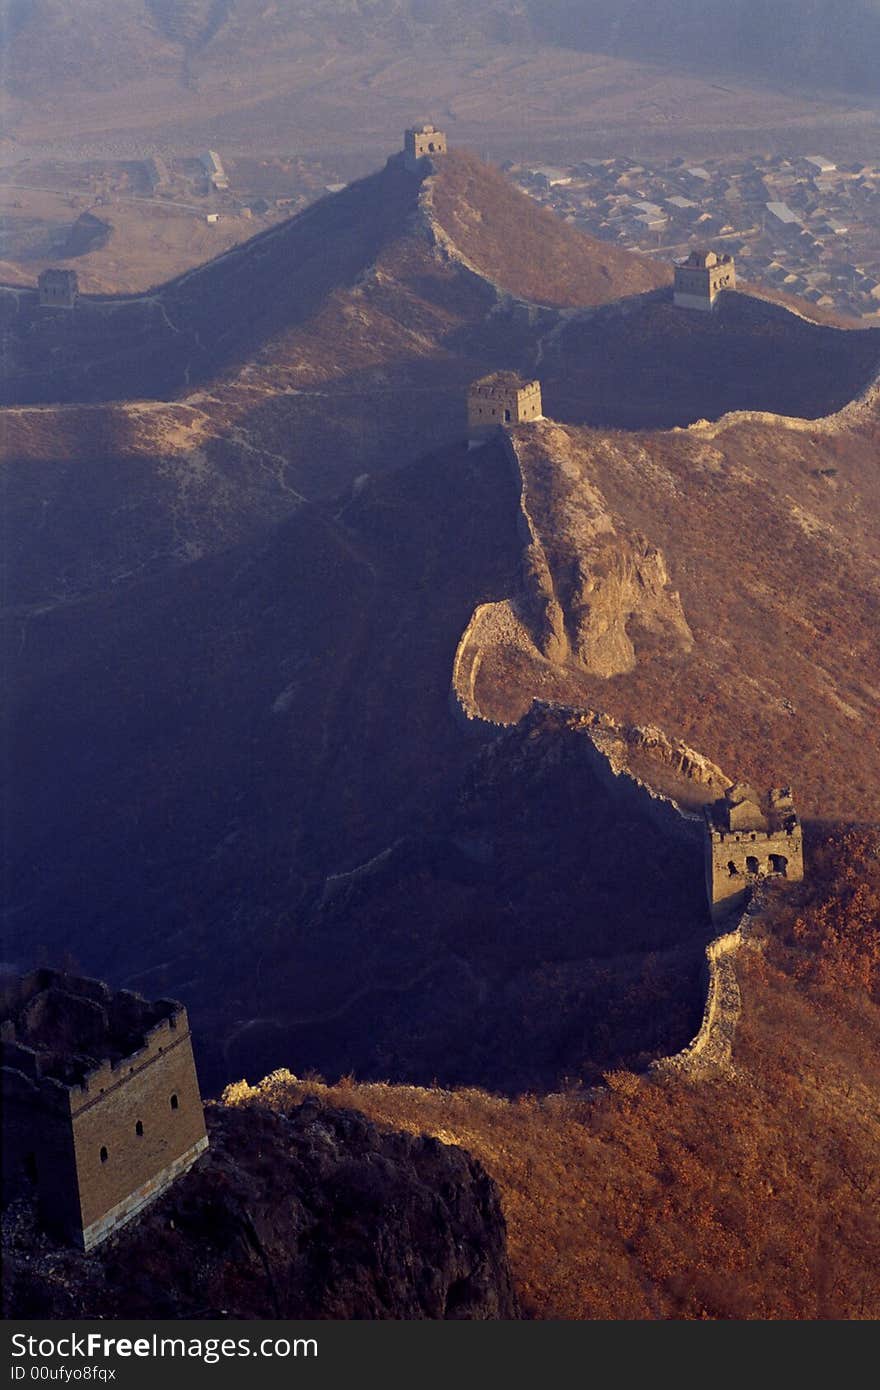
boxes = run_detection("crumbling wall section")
[651,893,765,1078]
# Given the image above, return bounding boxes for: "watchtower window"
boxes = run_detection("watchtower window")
[135,1120,144,1137]
[746,856,760,875]
[24,1152,38,1183]
[727,861,739,877]
[100,1146,108,1164]
[170,1094,179,1111]
[769,854,788,876]
[504,409,511,423]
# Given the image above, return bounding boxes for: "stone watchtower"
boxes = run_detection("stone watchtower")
[404,123,448,172]
[1,970,208,1251]
[38,268,79,309]
[467,372,543,446]
[704,785,804,919]
[673,248,735,311]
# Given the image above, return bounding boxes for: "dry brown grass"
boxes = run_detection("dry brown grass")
[430,151,671,309]
[470,406,880,823]
[227,827,880,1320]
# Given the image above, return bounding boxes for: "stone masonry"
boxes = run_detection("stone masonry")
[705,784,803,919]
[467,372,543,445]
[1,970,208,1251]
[404,124,448,171]
[673,248,736,311]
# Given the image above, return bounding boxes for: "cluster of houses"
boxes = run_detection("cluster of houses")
[514,152,880,319]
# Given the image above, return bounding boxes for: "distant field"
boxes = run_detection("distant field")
[2,34,878,295]
[0,183,265,293]
[3,3,879,298]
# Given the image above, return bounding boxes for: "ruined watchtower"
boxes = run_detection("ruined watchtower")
[1,970,208,1251]
[705,785,804,919]
[38,268,79,309]
[467,372,543,446]
[404,123,448,172]
[673,248,735,311]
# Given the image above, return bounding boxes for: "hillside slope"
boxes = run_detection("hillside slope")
[0,149,670,407]
[223,823,880,1319]
[428,150,669,307]
[3,146,876,619]
[455,389,880,822]
[2,1098,518,1319]
[535,0,880,96]
[3,2,878,102]
[1,447,716,1095]
[3,143,879,1102]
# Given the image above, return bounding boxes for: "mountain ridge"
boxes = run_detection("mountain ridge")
[3,139,879,1102]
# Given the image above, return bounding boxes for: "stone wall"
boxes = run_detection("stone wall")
[80,1135,208,1252]
[706,822,803,918]
[1,974,208,1249]
[674,257,735,309]
[71,1016,207,1237]
[467,378,543,442]
[404,125,447,171]
[1,1073,82,1237]
[650,901,757,1077]
[38,270,78,309]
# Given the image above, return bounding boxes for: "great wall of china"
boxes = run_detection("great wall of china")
[447,414,761,1081]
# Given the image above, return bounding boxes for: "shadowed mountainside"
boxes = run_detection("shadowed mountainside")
[222,823,880,1320]
[3,2,879,101]
[534,0,880,96]
[2,1098,518,1319]
[544,289,879,429]
[3,142,879,1101]
[1,443,714,1096]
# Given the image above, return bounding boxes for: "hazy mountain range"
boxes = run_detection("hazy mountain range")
[2,1,879,97]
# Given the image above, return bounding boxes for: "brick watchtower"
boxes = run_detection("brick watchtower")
[1,970,208,1251]
[674,248,736,311]
[404,123,448,172]
[38,269,79,309]
[467,372,543,446]
[704,785,804,919]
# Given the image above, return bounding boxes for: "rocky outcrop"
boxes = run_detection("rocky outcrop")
[449,423,694,718]
[507,426,694,677]
[565,533,692,677]
[1,1099,519,1320]
[580,709,729,792]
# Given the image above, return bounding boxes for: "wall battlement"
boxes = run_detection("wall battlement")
[404,123,448,171]
[704,784,803,918]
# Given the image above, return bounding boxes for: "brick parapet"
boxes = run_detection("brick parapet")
[69,1008,188,1111]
